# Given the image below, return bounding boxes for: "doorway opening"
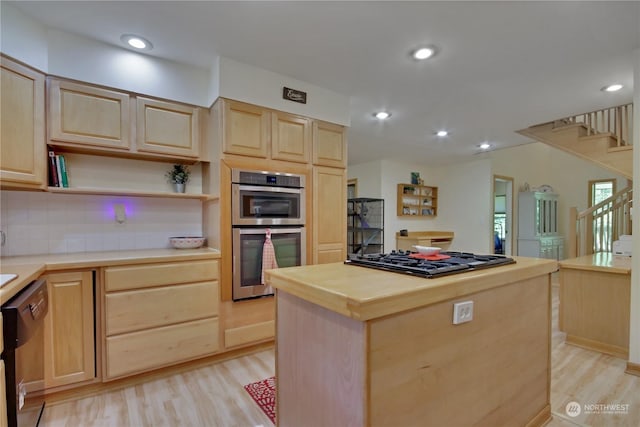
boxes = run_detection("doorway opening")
[492,176,514,255]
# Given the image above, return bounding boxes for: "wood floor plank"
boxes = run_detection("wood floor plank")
[42,274,640,426]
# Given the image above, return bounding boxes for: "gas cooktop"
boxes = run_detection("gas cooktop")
[345,250,516,279]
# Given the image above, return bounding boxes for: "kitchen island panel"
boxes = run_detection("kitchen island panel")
[368,275,550,427]
[560,267,630,358]
[276,291,366,427]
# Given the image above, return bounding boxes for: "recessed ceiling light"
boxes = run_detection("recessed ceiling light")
[602,84,623,92]
[436,130,449,137]
[479,142,492,150]
[412,45,438,60]
[120,34,153,51]
[374,111,391,120]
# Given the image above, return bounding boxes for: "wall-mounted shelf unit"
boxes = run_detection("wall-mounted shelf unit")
[348,198,384,255]
[46,186,210,200]
[397,184,438,217]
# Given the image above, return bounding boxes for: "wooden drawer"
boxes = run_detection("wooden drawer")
[106,281,219,336]
[104,260,218,291]
[106,317,219,379]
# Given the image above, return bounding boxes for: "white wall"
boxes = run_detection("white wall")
[347,161,383,199]
[348,158,492,254]
[0,2,49,71]
[0,191,202,256]
[431,159,493,253]
[47,29,211,106]
[218,57,350,125]
[490,142,628,258]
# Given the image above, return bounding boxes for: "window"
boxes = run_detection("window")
[590,179,615,207]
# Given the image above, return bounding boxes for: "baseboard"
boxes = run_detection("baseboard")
[43,341,274,406]
[525,404,552,427]
[625,362,640,377]
[565,334,628,359]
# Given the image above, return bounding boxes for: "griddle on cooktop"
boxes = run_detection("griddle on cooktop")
[344,250,516,279]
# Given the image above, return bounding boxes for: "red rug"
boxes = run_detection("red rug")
[244,376,276,424]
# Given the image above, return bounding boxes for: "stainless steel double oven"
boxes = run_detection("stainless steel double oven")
[231,169,306,300]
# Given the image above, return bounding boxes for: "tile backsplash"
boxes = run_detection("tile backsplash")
[0,191,203,256]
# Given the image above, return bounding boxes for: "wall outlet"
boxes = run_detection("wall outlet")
[453,301,474,324]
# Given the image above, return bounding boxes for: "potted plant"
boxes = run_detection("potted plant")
[165,164,190,193]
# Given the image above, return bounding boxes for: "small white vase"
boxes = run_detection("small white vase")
[173,183,186,193]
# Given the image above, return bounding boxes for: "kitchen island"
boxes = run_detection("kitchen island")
[266,256,557,427]
[559,252,631,358]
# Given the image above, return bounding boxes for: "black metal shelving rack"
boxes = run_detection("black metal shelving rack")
[347,198,384,255]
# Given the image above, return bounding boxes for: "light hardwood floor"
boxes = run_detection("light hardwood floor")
[42,279,640,426]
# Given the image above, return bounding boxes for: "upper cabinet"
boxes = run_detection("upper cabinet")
[271,111,311,164]
[48,78,201,161]
[313,120,347,168]
[48,79,131,151]
[222,99,270,158]
[0,57,46,189]
[220,98,326,165]
[136,97,200,158]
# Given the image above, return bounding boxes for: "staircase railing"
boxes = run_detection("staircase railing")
[568,186,633,257]
[555,103,633,148]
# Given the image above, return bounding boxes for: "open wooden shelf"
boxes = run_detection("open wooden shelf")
[397,183,438,217]
[47,186,212,200]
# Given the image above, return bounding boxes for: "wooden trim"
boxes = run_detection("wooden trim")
[224,320,275,349]
[524,404,552,427]
[347,178,358,198]
[47,186,208,200]
[625,362,640,377]
[565,334,629,359]
[492,175,514,255]
[43,342,274,406]
[568,207,578,259]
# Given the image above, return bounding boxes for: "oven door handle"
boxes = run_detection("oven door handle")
[235,184,303,194]
[238,227,304,235]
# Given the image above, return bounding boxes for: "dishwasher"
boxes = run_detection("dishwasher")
[1,278,48,427]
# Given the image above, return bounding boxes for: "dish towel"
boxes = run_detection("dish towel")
[261,229,278,290]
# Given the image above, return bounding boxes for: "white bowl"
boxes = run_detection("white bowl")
[412,245,441,255]
[170,236,206,249]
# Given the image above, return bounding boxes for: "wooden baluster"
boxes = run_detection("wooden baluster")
[569,207,578,258]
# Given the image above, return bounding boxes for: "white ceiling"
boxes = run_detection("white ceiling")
[8,1,640,166]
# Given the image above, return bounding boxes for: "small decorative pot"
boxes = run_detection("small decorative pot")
[173,183,186,193]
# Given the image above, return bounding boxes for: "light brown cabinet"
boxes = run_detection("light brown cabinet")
[313,166,347,264]
[48,79,131,151]
[397,183,438,217]
[271,110,311,163]
[222,99,270,158]
[48,78,201,160]
[221,98,312,164]
[102,259,220,380]
[0,57,46,189]
[15,271,96,393]
[313,120,347,168]
[136,97,200,158]
[43,271,95,388]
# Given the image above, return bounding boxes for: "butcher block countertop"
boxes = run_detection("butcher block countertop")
[0,248,220,304]
[558,252,631,274]
[266,255,557,321]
